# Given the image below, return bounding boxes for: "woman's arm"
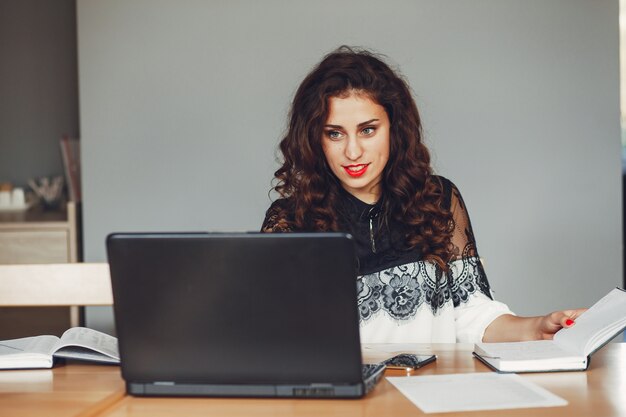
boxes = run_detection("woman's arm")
[482,309,587,342]
[443,179,588,343]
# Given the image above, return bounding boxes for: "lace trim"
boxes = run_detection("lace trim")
[357,256,491,323]
[261,204,293,232]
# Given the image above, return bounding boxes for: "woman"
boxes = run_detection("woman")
[261,46,584,343]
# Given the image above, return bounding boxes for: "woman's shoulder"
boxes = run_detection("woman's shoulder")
[428,174,458,192]
[261,198,295,232]
[265,197,292,211]
[427,175,459,210]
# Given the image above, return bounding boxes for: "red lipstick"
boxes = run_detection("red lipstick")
[343,164,369,177]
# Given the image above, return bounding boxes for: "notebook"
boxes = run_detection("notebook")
[106,232,385,398]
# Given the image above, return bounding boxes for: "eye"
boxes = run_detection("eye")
[325,130,343,140]
[361,127,376,136]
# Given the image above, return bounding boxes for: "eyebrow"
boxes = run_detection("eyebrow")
[324,119,380,129]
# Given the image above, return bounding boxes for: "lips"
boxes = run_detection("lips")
[343,164,369,177]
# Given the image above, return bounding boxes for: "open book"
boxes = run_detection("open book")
[473,287,626,373]
[0,327,119,370]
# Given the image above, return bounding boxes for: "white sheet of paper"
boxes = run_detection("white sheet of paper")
[386,373,567,413]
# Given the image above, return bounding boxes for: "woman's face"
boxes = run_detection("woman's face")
[321,93,390,204]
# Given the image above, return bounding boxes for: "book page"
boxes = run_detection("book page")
[387,373,567,413]
[0,336,59,368]
[53,347,119,364]
[554,288,626,356]
[475,340,579,361]
[56,327,119,361]
[0,336,60,357]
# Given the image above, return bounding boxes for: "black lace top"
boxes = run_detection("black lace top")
[261,176,511,343]
[262,176,484,276]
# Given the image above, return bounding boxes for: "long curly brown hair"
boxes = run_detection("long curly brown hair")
[272,46,454,267]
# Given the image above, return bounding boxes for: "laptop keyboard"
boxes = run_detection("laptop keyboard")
[362,363,385,379]
[362,363,385,395]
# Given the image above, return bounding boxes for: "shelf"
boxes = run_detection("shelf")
[0,201,80,338]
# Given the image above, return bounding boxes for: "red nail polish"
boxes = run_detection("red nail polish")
[565,319,574,326]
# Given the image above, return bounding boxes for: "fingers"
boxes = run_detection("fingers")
[569,308,587,320]
[556,308,587,328]
[537,308,588,340]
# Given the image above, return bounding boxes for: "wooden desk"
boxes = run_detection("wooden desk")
[1,344,624,417]
[0,362,123,417]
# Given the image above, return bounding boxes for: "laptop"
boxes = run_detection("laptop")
[106,232,385,398]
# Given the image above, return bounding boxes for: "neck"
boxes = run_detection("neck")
[339,186,381,206]
[344,187,381,205]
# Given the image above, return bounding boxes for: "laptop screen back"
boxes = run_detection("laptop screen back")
[107,232,363,386]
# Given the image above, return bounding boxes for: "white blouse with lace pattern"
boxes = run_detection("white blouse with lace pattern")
[262,176,513,344]
[357,257,512,344]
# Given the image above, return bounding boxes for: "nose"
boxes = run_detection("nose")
[344,136,363,161]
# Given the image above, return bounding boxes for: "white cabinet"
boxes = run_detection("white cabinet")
[0,202,79,338]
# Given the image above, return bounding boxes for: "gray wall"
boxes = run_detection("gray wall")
[0,0,79,187]
[77,0,621,332]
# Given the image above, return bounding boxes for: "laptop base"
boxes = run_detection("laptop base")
[127,363,385,398]
[129,381,365,398]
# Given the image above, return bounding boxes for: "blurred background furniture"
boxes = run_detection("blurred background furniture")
[0,202,88,338]
[0,262,112,339]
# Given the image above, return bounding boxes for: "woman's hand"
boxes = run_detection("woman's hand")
[483,309,587,343]
[534,309,587,340]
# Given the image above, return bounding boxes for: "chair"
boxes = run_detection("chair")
[0,263,113,331]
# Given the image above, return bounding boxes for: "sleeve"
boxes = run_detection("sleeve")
[442,180,514,343]
[260,199,294,232]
